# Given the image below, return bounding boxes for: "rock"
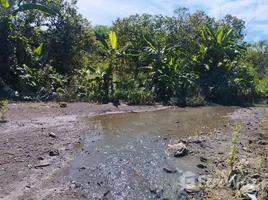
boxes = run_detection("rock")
[37,156,44,160]
[200,157,208,163]
[165,143,188,157]
[59,102,67,108]
[184,184,200,193]
[240,184,258,194]
[163,167,177,173]
[257,140,267,145]
[251,174,260,179]
[243,147,251,152]
[49,132,56,138]
[49,150,59,156]
[197,164,207,169]
[79,167,86,172]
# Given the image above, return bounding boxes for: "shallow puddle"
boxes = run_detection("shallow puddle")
[70,106,237,199]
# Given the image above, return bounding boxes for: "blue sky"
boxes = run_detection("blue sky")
[77,0,268,42]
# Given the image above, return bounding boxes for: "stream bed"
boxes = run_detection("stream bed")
[69,106,237,199]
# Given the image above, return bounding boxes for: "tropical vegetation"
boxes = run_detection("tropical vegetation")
[1,1,268,106]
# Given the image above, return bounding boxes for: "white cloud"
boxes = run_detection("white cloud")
[76,0,268,40]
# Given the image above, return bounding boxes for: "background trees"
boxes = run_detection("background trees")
[0,1,267,105]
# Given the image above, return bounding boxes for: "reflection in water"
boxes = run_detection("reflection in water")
[71,106,237,199]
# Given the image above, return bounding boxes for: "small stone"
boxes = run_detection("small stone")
[49,132,56,138]
[70,184,76,189]
[240,184,258,194]
[165,143,188,157]
[79,167,86,172]
[59,102,67,108]
[251,174,260,179]
[257,140,267,145]
[37,156,44,160]
[184,185,200,193]
[163,167,177,173]
[200,157,208,162]
[197,164,207,169]
[243,147,251,152]
[49,150,59,156]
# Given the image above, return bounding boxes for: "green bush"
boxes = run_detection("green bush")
[256,77,268,98]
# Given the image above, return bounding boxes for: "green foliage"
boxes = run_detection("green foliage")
[0,3,266,105]
[256,77,268,98]
[1,0,9,8]
[0,100,8,122]
[14,3,57,16]
[114,74,155,105]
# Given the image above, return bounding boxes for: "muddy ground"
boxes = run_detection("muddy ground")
[184,107,268,199]
[0,102,267,200]
[0,102,167,200]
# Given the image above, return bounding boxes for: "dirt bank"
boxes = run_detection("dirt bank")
[0,103,267,200]
[183,107,268,199]
[0,102,166,200]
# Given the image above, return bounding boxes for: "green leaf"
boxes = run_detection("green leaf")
[169,58,173,66]
[119,49,140,57]
[222,29,234,46]
[109,31,117,49]
[158,75,169,81]
[216,26,224,45]
[33,43,43,56]
[218,62,223,67]
[95,31,109,50]
[204,24,217,43]
[15,3,57,16]
[193,55,198,62]
[56,87,65,94]
[1,0,9,8]
[143,35,156,50]
[138,66,153,73]
[87,66,96,73]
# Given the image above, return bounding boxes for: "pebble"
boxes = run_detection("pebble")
[163,167,177,173]
[49,132,56,138]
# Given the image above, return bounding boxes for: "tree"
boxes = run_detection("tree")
[0,0,57,97]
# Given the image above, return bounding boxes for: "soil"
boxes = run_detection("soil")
[0,103,267,200]
[0,102,166,200]
[183,107,268,199]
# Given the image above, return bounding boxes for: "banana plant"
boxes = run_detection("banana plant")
[138,34,179,102]
[192,24,248,103]
[95,31,140,103]
[193,24,246,73]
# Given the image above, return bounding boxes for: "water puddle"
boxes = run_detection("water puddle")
[70,106,237,199]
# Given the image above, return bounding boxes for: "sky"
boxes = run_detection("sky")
[77,0,268,42]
